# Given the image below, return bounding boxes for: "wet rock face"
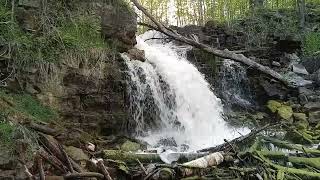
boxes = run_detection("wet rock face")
[101,4,137,52]
[59,66,128,135]
[10,51,130,136]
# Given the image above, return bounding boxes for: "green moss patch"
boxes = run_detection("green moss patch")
[266,100,293,120]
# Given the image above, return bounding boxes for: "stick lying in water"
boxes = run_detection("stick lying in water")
[197,124,273,153]
[130,0,290,86]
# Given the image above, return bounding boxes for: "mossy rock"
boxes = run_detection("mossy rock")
[65,146,89,162]
[293,113,307,122]
[120,140,141,152]
[267,100,282,113]
[266,100,293,120]
[296,120,309,130]
[277,105,293,120]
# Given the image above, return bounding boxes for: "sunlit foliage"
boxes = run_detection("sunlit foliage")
[137,0,319,26]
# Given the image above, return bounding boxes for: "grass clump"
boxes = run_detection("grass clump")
[0,89,58,123]
[0,121,16,147]
[0,0,110,68]
[58,15,107,50]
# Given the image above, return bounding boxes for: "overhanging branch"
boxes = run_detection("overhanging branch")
[131,0,290,85]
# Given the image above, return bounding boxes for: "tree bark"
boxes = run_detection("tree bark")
[130,0,290,86]
[297,0,306,30]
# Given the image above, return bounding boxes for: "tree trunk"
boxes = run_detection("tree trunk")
[297,0,306,30]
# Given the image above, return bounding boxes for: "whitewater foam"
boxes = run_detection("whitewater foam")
[124,31,250,151]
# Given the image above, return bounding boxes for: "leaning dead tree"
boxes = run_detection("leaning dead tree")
[131,0,290,85]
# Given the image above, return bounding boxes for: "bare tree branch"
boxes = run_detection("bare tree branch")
[131,0,289,85]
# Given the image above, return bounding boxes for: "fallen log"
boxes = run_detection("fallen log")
[198,124,272,153]
[101,150,208,164]
[182,152,224,176]
[60,147,74,173]
[183,152,224,168]
[39,134,84,172]
[254,151,320,179]
[262,137,320,156]
[38,148,68,174]
[130,0,290,85]
[258,150,320,169]
[64,172,105,179]
[26,122,59,136]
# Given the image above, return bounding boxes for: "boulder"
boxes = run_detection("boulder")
[260,81,287,99]
[298,87,314,96]
[0,152,17,170]
[101,4,137,52]
[304,102,320,111]
[267,100,282,113]
[126,48,146,62]
[292,64,309,75]
[293,113,308,122]
[266,100,293,120]
[285,72,313,87]
[272,61,281,67]
[120,140,141,152]
[298,94,308,105]
[296,120,309,130]
[277,105,293,120]
[301,55,320,74]
[65,146,89,162]
[314,69,320,86]
[309,111,320,124]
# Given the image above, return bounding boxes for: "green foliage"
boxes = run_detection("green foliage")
[58,15,107,50]
[0,121,15,147]
[0,90,58,122]
[0,1,109,68]
[303,32,320,55]
[231,8,300,48]
[13,93,58,122]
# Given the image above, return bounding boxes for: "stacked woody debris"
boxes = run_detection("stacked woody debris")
[2,121,320,180]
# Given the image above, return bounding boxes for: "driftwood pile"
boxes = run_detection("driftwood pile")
[20,121,320,180]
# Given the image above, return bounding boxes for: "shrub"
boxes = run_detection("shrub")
[303,32,320,55]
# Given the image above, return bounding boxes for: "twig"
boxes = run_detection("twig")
[0,68,14,84]
[36,155,45,180]
[11,0,14,22]
[198,124,274,153]
[224,139,244,162]
[23,165,33,180]
[38,148,68,174]
[144,168,160,180]
[136,159,147,175]
[144,37,172,42]
[60,146,74,173]
[97,160,113,180]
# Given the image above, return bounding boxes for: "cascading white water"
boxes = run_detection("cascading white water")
[124,31,249,151]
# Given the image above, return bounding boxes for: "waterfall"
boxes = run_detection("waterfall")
[217,60,255,109]
[124,31,249,151]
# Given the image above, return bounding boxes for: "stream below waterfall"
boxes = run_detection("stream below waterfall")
[123,31,250,152]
